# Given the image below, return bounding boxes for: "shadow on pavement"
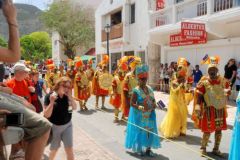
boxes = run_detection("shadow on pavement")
[116,120,127,126]
[206,152,229,160]
[126,151,169,160]
[100,107,114,113]
[77,109,97,115]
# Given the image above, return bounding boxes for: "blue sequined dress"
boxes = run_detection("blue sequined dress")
[229,92,240,160]
[125,86,161,153]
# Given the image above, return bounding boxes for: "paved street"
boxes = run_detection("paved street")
[45,91,236,160]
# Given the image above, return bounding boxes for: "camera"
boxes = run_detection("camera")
[0,0,4,9]
[0,113,24,126]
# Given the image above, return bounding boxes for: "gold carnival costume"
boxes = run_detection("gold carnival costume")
[192,56,231,156]
[92,55,112,109]
[110,63,128,122]
[121,56,141,119]
[74,59,91,111]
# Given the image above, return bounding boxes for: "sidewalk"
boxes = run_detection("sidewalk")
[44,121,120,160]
[153,91,237,126]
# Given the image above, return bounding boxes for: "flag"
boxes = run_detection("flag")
[157,100,166,110]
[201,54,209,64]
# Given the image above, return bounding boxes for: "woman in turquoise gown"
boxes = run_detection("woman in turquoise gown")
[125,64,161,156]
[229,92,240,160]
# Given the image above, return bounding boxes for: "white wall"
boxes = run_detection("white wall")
[95,0,150,55]
[163,37,240,75]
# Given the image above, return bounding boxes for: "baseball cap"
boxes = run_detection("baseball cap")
[13,63,30,72]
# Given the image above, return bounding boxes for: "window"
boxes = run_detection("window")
[111,11,122,25]
[175,0,184,3]
[111,53,121,73]
[130,4,135,24]
[138,51,145,64]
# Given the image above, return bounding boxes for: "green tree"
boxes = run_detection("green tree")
[40,1,95,59]
[20,32,52,62]
[0,36,7,47]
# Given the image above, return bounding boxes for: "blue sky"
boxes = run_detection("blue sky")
[13,0,52,10]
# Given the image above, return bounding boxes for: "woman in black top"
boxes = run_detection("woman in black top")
[224,59,237,88]
[44,77,76,160]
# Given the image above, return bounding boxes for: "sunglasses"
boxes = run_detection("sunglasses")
[61,84,72,89]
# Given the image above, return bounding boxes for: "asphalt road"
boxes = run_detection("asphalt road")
[65,94,233,160]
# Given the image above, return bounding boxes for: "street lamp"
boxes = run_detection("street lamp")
[104,24,111,56]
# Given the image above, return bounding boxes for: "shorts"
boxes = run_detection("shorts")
[50,121,73,150]
[0,92,52,141]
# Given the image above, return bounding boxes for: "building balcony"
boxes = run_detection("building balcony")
[149,0,240,29]
[101,23,123,42]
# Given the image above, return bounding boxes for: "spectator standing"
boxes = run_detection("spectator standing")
[163,63,169,93]
[158,63,164,91]
[30,70,48,113]
[236,62,240,92]
[193,65,203,87]
[224,59,237,88]
[44,77,77,160]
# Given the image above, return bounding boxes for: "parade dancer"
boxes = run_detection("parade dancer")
[192,56,231,156]
[92,55,111,109]
[74,59,90,111]
[86,59,95,81]
[121,56,141,120]
[228,92,240,160]
[66,60,77,88]
[160,58,189,138]
[125,64,161,156]
[110,63,128,122]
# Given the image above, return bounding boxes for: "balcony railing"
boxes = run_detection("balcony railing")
[151,9,172,28]
[213,0,238,12]
[149,0,239,29]
[101,23,123,42]
[176,0,207,22]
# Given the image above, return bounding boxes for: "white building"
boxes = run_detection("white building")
[95,0,150,74]
[149,0,240,76]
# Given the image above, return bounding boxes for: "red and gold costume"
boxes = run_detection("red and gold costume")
[44,59,59,91]
[74,59,91,111]
[120,56,141,118]
[66,59,77,86]
[110,63,128,122]
[86,59,95,95]
[92,55,112,109]
[192,56,231,156]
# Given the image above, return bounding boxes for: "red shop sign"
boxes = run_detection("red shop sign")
[170,33,207,47]
[156,0,164,10]
[181,22,206,40]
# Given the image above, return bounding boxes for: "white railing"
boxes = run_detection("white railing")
[150,9,172,28]
[176,0,207,22]
[213,0,239,13]
[149,0,239,28]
